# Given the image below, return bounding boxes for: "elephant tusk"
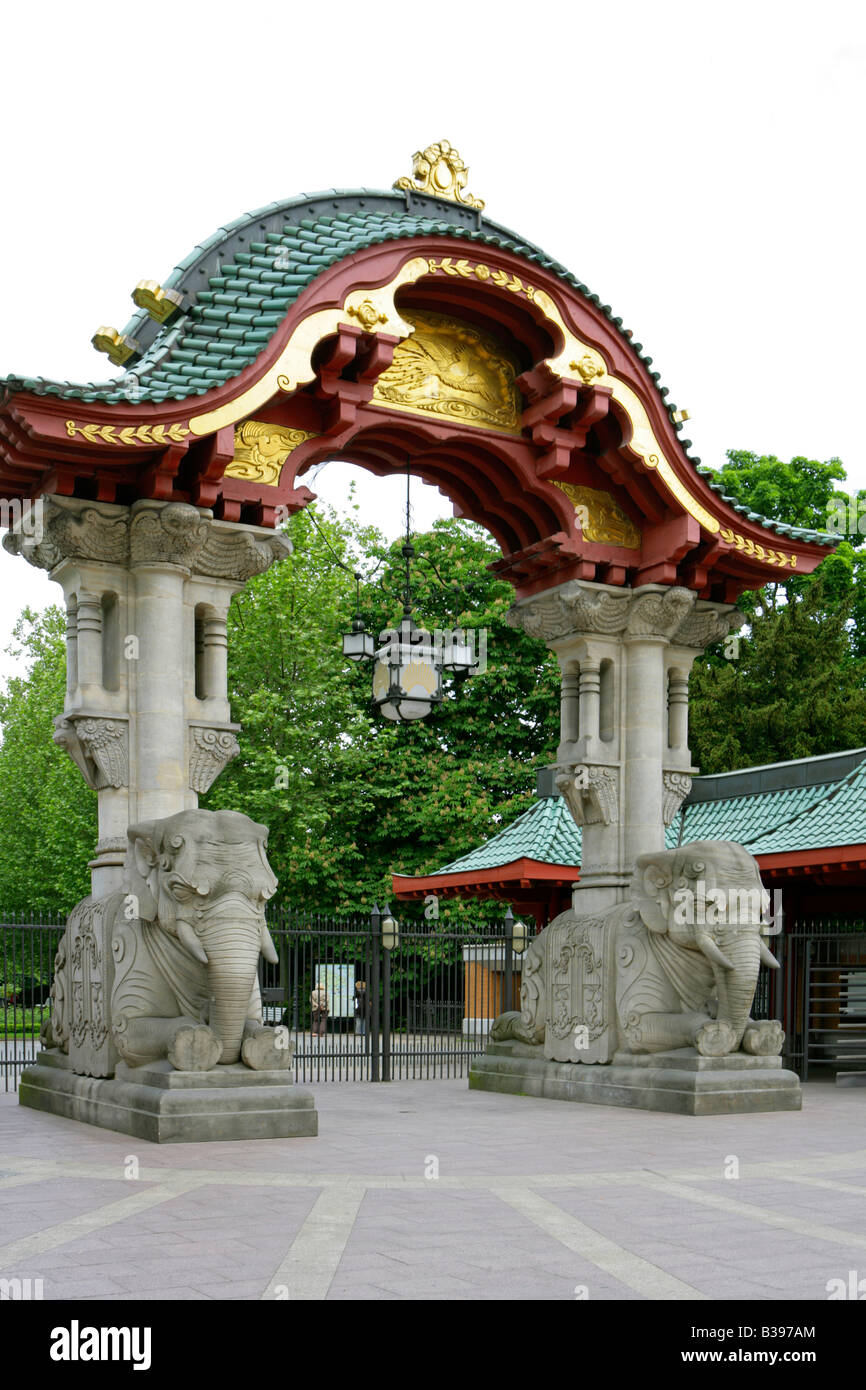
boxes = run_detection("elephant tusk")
[759,939,781,970]
[177,918,208,965]
[696,932,735,972]
[259,922,279,966]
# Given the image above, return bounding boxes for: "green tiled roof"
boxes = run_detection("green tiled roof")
[433,795,581,876]
[668,749,866,854]
[430,747,866,881]
[664,782,838,848]
[0,190,693,443]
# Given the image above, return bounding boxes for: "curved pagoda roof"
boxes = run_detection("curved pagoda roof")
[0,151,837,600]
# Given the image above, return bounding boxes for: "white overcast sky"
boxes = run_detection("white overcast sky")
[0,0,863,685]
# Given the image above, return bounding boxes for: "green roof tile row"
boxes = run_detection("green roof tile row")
[667,756,866,855]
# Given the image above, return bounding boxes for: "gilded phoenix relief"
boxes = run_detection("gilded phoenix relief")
[371,312,523,436]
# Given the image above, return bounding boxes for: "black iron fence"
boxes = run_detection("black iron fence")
[0,907,522,1089]
[1,912,66,1092]
[5,910,858,1089]
[261,908,522,1083]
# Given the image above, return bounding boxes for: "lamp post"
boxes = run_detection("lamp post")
[504,906,514,1020]
[370,904,381,1083]
[381,904,398,1081]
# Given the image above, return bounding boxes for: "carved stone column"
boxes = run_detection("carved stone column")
[4,496,291,895]
[508,578,741,912]
[577,658,601,744]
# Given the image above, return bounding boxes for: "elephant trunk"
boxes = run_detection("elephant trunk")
[707,929,762,1050]
[199,910,264,1064]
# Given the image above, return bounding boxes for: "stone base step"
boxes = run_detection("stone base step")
[18,1050,318,1143]
[469,1041,802,1116]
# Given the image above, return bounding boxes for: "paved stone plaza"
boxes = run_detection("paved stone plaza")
[1,1078,864,1301]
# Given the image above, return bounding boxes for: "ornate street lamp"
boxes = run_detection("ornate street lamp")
[341,464,480,723]
[381,905,400,951]
[371,607,442,723]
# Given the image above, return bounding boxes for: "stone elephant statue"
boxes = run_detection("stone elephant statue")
[43,808,290,1073]
[492,840,784,1063]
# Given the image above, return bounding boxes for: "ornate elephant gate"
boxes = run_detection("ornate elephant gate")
[0,145,837,1133]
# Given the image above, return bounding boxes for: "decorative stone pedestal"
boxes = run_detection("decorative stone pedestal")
[20,1051,318,1143]
[469,1041,802,1116]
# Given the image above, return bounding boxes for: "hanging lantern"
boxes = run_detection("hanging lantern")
[441,627,479,678]
[340,464,479,724]
[371,615,442,722]
[342,614,375,661]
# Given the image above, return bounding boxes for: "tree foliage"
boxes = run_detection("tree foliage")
[0,608,95,912]
[690,450,866,772]
[205,505,560,911]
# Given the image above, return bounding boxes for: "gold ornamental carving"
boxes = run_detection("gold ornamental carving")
[394,141,484,211]
[226,421,318,487]
[91,327,140,366]
[65,419,190,446]
[180,245,800,570]
[372,312,522,436]
[552,483,642,549]
[345,299,388,332]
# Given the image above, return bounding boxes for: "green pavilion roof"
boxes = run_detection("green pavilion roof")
[418,747,866,881]
[434,794,582,876]
[669,747,866,855]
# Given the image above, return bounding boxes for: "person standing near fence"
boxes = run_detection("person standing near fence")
[354,980,370,1043]
[311,982,329,1038]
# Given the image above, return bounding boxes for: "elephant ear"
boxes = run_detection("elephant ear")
[124,823,160,922]
[633,856,672,933]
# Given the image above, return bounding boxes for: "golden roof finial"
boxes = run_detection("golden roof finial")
[394,141,484,211]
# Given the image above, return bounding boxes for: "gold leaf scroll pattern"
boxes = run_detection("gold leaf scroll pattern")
[718,527,797,568]
[551,482,641,549]
[372,311,522,435]
[225,421,318,487]
[65,420,189,446]
[426,260,798,569]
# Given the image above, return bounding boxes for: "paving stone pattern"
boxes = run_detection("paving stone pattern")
[0,1079,863,1300]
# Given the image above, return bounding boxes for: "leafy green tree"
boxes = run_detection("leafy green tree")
[0,608,95,912]
[690,451,866,771]
[205,505,560,911]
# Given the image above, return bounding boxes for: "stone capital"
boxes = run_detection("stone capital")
[188,724,241,793]
[3,495,292,583]
[662,770,692,825]
[507,577,741,652]
[556,763,619,826]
